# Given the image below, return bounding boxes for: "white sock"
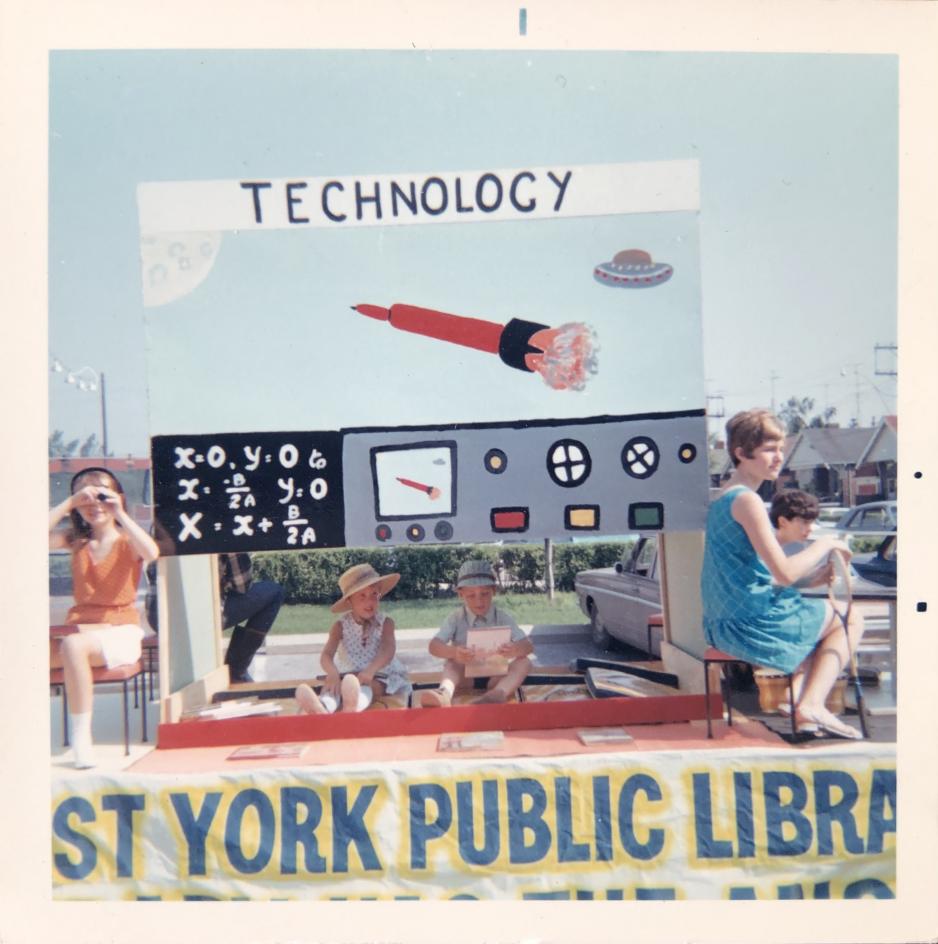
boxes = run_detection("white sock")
[70,711,96,768]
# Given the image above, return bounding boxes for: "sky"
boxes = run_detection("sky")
[48,50,897,455]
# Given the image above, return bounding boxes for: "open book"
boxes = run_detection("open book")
[464,625,513,678]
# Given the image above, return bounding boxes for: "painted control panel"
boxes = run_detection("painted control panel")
[151,410,707,555]
[342,410,708,546]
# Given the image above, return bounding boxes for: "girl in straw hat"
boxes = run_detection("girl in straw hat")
[295,563,411,713]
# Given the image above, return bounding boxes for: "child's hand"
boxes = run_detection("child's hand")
[357,670,374,688]
[322,672,341,697]
[497,641,521,658]
[453,645,475,665]
[95,486,123,512]
[825,537,853,559]
[70,486,102,509]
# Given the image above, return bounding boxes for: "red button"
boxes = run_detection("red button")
[491,508,529,532]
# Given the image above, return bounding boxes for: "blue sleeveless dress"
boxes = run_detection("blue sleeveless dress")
[700,485,826,673]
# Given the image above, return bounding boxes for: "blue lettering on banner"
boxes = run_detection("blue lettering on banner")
[101,794,146,878]
[53,796,97,880]
[592,775,613,862]
[51,761,894,898]
[507,778,550,865]
[170,792,222,876]
[867,769,897,853]
[456,780,500,866]
[331,784,381,872]
[692,772,734,859]
[764,771,812,856]
[844,878,895,899]
[556,777,591,863]
[408,783,452,869]
[280,786,327,874]
[814,770,864,855]
[733,772,755,858]
[225,789,276,874]
[618,774,665,861]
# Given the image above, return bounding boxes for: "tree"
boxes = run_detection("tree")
[48,429,80,457]
[777,397,838,435]
[79,434,100,457]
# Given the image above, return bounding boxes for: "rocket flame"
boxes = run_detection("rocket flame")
[524,322,599,392]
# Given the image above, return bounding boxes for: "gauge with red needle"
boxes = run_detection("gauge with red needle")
[396,476,442,500]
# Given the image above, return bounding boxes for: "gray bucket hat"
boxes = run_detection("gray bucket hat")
[456,558,497,588]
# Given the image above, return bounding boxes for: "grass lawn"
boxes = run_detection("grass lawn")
[270,591,586,635]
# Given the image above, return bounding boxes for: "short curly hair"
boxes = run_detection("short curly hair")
[769,489,819,527]
[726,409,784,467]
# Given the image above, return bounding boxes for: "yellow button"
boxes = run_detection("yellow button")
[568,507,596,528]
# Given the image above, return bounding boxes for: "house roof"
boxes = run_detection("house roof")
[857,415,898,466]
[783,426,875,471]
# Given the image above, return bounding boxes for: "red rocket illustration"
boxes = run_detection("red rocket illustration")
[351,302,598,392]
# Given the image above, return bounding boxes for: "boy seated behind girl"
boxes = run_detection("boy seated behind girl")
[418,559,534,707]
[770,489,829,588]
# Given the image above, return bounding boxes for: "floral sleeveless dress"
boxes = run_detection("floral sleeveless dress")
[333,611,411,697]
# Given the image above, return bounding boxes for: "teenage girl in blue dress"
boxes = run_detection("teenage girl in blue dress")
[701,409,864,739]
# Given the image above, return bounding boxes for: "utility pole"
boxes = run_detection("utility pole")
[769,371,780,413]
[874,343,897,377]
[100,372,109,457]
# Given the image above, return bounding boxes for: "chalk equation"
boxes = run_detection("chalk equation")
[151,432,345,555]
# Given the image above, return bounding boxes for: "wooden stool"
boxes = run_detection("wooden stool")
[703,647,796,739]
[50,660,148,755]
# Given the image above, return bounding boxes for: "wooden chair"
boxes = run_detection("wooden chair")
[50,660,148,755]
[703,647,796,740]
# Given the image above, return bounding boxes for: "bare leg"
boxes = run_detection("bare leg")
[340,674,362,712]
[796,608,864,737]
[295,683,327,714]
[418,660,463,707]
[57,633,107,715]
[53,633,107,767]
[474,656,532,704]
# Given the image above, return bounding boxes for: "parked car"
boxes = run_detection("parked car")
[573,531,891,655]
[835,501,897,533]
[814,504,851,530]
[850,535,897,588]
[575,537,661,653]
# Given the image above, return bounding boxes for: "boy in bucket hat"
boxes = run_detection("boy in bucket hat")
[417,559,533,707]
[295,563,411,713]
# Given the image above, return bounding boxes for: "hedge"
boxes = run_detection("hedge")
[252,541,632,605]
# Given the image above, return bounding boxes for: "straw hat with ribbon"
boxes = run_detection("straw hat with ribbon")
[330,563,401,613]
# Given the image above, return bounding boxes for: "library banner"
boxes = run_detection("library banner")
[51,746,896,901]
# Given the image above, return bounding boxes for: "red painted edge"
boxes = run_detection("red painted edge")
[157,693,723,750]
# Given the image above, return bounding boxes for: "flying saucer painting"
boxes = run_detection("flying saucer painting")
[593,249,673,289]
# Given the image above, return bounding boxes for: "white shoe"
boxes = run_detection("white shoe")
[72,744,97,769]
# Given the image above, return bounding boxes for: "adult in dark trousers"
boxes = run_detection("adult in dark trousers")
[146,552,284,683]
[219,553,285,683]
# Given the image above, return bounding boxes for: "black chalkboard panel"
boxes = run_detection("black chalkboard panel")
[151,431,345,556]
